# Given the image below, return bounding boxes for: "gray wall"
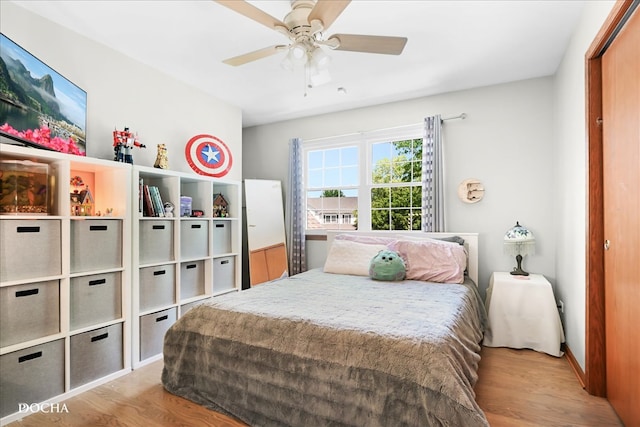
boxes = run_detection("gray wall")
[552,0,615,371]
[1,2,242,181]
[243,77,556,298]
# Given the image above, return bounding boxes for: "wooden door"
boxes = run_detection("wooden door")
[602,5,640,425]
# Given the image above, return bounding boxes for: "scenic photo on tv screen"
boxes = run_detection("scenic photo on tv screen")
[0,33,87,155]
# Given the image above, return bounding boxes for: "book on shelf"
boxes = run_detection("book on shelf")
[142,185,155,217]
[138,178,144,217]
[149,186,165,217]
[141,184,169,217]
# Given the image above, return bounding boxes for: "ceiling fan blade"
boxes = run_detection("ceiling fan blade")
[215,0,286,31]
[328,34,408,55]
[308,0,351,31]
[223,45,284,66]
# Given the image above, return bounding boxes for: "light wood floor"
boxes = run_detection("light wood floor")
[6,347,622,427]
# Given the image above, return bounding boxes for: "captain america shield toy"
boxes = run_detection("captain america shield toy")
[185,134,233,178]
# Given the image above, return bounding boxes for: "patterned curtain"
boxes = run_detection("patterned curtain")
[285,138,307,275]
[421,115,446,232]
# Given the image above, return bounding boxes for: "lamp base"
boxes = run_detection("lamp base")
[510,254,530,276]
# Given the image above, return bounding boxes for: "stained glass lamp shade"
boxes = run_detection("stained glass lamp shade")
[504,221,535,276]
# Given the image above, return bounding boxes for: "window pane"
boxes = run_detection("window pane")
[308,150,323,169]
[371,187,389,208]
[342,166,358,186]
[372,142,391,164]
[411,160,421,182]
[411,209,422,230]
[390,186,411,208]
[342,146,358,166]
[372,158,391,184]
[391,209,411,230]
[411,185,422,208]
[391,161,412,183]
[307,169,322,188]
[371,209,390,230]
[324,149,340,167]
[324,168,340,187]
[306,189,357,231]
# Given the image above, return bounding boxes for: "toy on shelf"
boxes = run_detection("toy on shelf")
[0,160,49,214]
[113,127,145,164]
[70,175,94,216]
[70,185,94,216]
[154,144,169,169]
[213,193,228,217]
[163,202,174,217]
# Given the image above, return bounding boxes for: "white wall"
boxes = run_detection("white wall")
[243,77,556,297]
[1,2,242,181]
[552,0,615,371]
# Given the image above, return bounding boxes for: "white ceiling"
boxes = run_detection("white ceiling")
[11,0,585,127]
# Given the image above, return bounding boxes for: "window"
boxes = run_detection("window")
[304,125,423,233]
[371,139,423,231]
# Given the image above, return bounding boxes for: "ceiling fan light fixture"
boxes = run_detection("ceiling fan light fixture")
[308,65,331,87]
[280,54,295,71]
[310,47,331,70]
[290,43,308,63]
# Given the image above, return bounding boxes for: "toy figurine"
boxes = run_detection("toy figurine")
[113,127,145,164]
[163,202,175,217]
[154,144,169,169]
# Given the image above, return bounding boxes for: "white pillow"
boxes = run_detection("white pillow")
[324,240,387,276]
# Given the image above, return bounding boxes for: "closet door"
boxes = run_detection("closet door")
[602,6,640,426]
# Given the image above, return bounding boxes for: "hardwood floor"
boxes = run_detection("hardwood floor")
[6,347,622,427]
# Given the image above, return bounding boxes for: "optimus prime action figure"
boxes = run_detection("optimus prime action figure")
[113,127,145,164]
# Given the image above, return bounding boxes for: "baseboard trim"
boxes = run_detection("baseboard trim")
[564,344,586,389]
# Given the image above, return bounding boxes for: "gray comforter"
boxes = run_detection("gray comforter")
[162,269,488,427]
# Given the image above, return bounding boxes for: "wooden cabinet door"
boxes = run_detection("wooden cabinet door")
[602,6,640,426]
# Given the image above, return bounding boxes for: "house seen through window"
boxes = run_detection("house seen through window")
[304,127,423,233]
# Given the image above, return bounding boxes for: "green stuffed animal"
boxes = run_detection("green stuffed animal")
[369,250,406,281]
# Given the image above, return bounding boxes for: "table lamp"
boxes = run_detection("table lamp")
[504,221,535,276]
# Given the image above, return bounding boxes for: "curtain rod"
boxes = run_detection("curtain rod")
[442,113,467,121]
[305,113,467,144]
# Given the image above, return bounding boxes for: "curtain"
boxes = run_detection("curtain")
[285,137,307,275]
[421,115,446,232]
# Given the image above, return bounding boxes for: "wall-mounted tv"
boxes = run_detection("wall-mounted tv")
[0,33,87,156]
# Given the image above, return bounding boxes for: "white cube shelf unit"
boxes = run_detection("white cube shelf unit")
[0,141,131,423]
[132,165,241,367]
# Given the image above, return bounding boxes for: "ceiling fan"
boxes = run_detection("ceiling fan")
[215,0,407,84]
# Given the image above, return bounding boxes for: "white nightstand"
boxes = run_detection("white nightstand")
[483,272,565,357]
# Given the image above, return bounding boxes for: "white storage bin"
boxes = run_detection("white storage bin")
[180,220,209,259]
[213,256,236,293]
[139,264,175,311]
[70,219,122,273]
[139,220,174,264]
[70,272,122,330]
[212,220,231,255]
[140,308,176,360]
[180,261,205,300]
[70,323,123,388]
[0,219,61,281]
[0,339,64,418]
[0,280,60,347]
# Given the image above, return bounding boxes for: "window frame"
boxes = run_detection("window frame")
[303,124,423,235]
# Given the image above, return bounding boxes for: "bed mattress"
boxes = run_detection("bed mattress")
[162,269,488,426]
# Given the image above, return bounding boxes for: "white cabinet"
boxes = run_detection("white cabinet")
[0,141,131,422]
[131,165,241,367]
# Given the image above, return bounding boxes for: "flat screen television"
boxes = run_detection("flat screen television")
[0,33,87,156]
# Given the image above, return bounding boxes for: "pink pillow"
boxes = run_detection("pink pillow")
[388,239,467,283]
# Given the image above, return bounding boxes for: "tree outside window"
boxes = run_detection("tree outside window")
[371,138,422,231]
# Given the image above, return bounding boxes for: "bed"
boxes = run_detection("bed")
[162,231,488,426]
